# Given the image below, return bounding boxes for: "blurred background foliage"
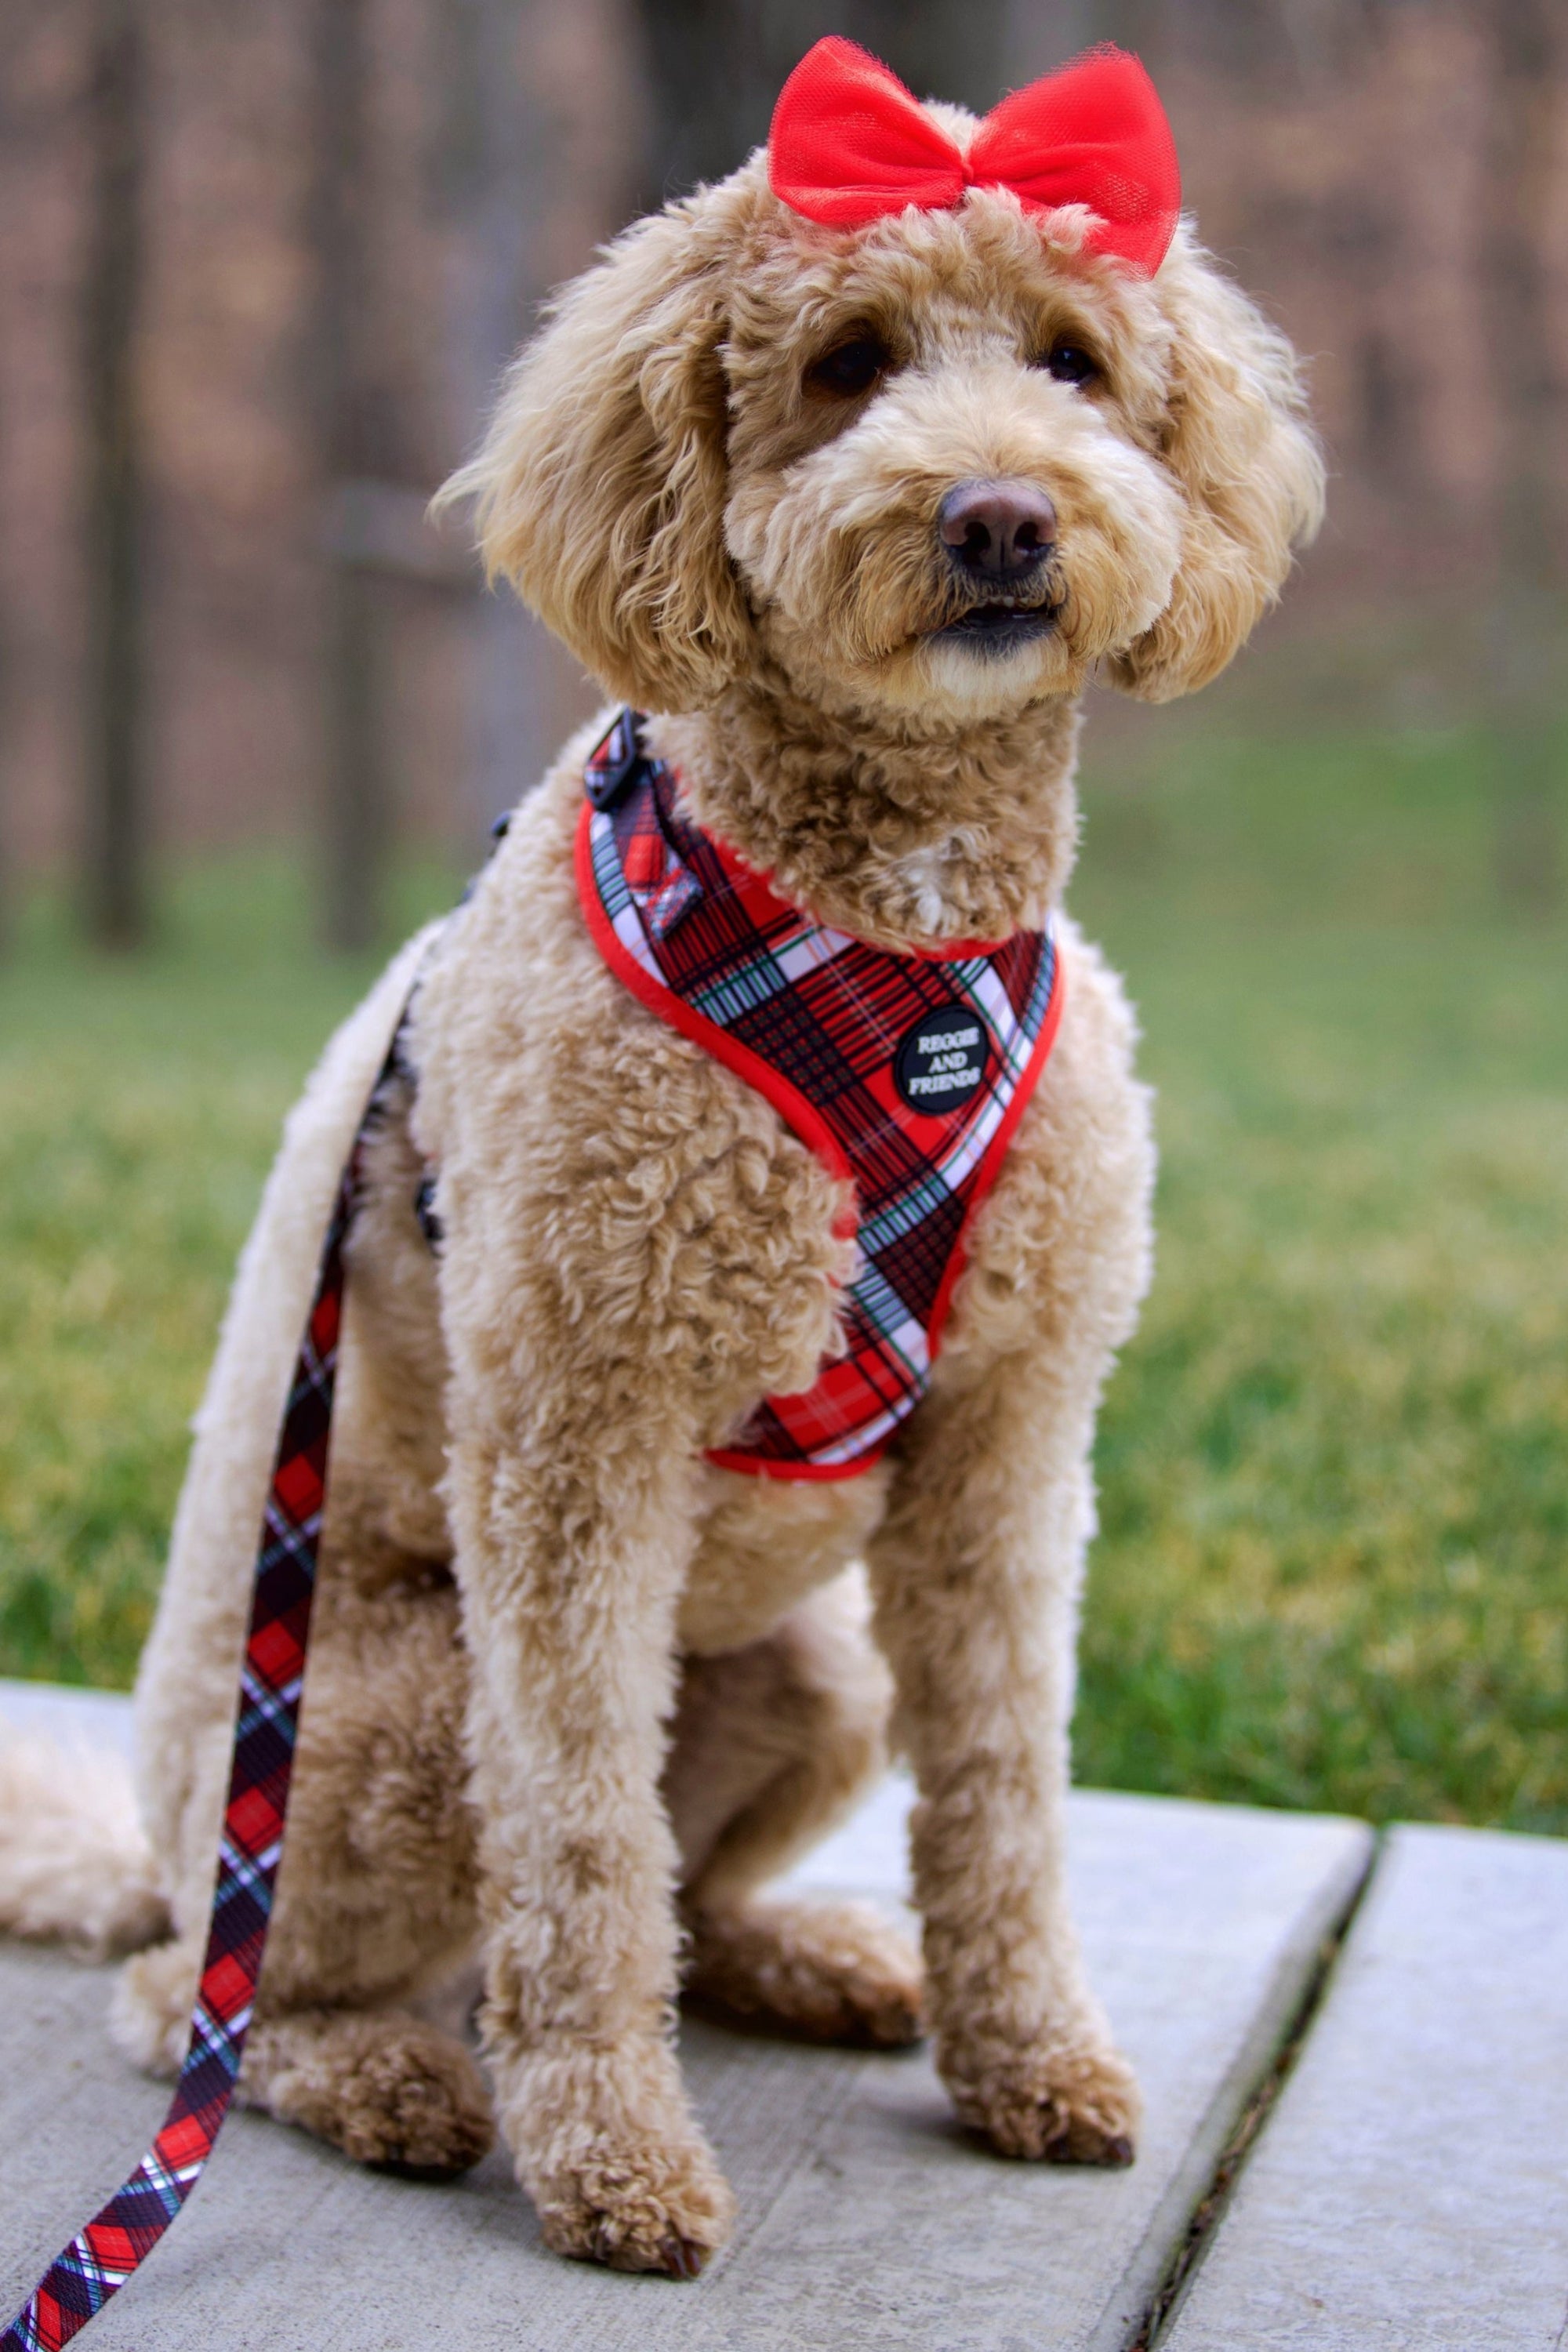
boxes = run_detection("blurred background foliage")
[0,0,1564,1828]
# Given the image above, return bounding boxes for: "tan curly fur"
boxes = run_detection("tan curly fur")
[0,90,1321,2279]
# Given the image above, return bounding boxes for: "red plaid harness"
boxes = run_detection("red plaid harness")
[578,710,1065,1477]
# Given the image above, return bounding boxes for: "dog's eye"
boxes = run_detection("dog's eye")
[1040,343,1099,388]
[805,335,891,399]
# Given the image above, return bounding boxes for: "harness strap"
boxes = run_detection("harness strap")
[578,717,1063,1476]
[2,1070,382,2352]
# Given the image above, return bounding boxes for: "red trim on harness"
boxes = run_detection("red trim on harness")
[704,825,1014,964]
[704,1443,887,1481]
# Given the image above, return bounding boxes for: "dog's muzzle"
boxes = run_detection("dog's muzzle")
[935,477,1060,650]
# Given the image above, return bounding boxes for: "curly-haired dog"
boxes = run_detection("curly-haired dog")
[0,42,1320,2276]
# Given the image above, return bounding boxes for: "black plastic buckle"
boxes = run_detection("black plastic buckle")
[413,1174,443,1250]
[583,708,648,813]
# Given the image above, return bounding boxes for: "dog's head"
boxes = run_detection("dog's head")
[450,45,1322,724]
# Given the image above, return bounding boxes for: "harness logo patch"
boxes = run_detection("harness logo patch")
[894,1003,990,1114]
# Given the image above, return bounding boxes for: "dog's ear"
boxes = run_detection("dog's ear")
[1105,228,1324,702]
[443,176,761,713]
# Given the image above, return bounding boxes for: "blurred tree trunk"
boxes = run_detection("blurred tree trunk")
[634,0,1007,203]
[312,0,387,953]
[82,0,147,948]
[439,0,557,837]
[1485,0,1563,918]
[1008,0,1166,80]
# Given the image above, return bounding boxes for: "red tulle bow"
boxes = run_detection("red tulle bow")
[768,37,1181,278]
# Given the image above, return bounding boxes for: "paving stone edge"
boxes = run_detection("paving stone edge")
[1092,1821,1378,2352]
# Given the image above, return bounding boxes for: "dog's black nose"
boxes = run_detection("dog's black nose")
[938,480,1057,579]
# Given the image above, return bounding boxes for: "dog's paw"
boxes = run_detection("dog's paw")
[537,2151,735,2277]
[533,2131,735,2276]
[506,2040,736,2276]
[685,1896,924,2049]
[114,1936,204,2076]
[245,2009,495,2176]
[939,2031,1141,2165]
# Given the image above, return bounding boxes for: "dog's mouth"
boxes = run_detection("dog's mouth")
[930,597,1060,654]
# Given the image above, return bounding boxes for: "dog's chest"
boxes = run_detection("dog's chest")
[679,1457,890,1654]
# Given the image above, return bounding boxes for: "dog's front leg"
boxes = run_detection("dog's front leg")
[868,1377,1141,2168]
[445,1389,732,2274]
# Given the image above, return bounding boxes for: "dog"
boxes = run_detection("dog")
[0,41,1321,2278]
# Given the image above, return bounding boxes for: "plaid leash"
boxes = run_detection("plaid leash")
[2,1115,370,2351]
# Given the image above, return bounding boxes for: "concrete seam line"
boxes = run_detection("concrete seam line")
[1093,1822,1381,2352]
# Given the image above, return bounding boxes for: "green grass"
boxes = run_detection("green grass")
[1071,709,1568,1831]
[2,716,1566,1831]
[0,858,460,1686]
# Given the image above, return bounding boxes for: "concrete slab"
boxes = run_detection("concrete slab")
[0,1681,1370,2351]
[1163,1823,1568,2352]
[0,1679,136,1759]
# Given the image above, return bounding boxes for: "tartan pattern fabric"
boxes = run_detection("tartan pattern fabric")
[579,713,1062,1475]
[2,1135,365,2352]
